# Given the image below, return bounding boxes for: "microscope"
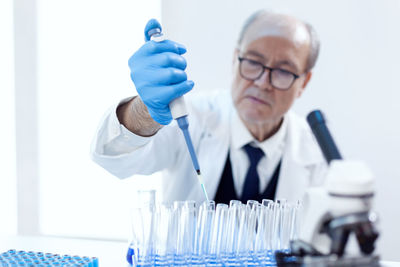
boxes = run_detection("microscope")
[276,110,380,266]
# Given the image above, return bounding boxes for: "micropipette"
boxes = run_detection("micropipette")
[147,23,210,203]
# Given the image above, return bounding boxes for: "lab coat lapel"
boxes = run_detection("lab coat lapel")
[275,112,325,202]
[187,89,232,202]
[198,123,230,200]
[276,155,311,202]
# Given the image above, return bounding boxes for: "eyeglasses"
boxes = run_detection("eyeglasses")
[238,57,301,90]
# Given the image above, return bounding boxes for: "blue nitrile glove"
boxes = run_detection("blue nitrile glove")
[128,19,194,125]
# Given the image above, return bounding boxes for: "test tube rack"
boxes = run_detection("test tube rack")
[0,250,98,267]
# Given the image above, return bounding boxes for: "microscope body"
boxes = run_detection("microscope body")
[276,110,380,266]
[293,159,379,259]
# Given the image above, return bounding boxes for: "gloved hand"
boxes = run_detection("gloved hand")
[128,19,194,125]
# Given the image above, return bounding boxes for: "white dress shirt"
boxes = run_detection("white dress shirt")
[229,108,287,197]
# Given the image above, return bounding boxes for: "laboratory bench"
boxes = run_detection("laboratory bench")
[1,235,400,266]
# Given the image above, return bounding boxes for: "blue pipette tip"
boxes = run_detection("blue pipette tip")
[201,183,210,203]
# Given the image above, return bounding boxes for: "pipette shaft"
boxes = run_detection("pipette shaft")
[177,116,210,202]
[149,29,210,202]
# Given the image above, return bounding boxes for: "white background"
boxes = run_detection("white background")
[162,0,400,260]
[37,0,162,240]
[0,0,17,236]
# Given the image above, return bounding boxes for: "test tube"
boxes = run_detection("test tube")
[224,200,243,266]
[131,190,157,266]
[272,199,287,251]
[208,203,229,266]
[175,201,197,265]
[154,202,173,265]
[193,201,215,265]
[245,201,261,266]
[136,190,156,209]
[290,200,302,242]
[261,199,275,263]
[254,204,268,263]
[185,201,197,264]
[236,202,251,265]
[279,201,293,252]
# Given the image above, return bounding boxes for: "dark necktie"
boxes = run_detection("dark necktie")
[241,144,265,203]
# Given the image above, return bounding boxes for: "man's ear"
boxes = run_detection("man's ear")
[302,71,312,88]
[296,71,312,98]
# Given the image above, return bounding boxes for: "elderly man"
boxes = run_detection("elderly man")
[91,10,326,204]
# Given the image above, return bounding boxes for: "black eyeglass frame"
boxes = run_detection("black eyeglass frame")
[238,57,302,90]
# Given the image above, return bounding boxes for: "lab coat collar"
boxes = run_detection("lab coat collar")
[230,109,253,150]
[230,108,288,160]
[275,111,326,201]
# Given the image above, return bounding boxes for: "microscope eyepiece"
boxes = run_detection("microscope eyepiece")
[307,110,343,164]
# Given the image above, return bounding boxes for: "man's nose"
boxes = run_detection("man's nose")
[253,70,273,91]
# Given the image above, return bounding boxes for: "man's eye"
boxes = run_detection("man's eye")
[246,59,261,66]
[273,69,295,80]
[274,68,292,75]
[277,68,290,74]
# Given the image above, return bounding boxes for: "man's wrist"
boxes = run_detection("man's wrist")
[117,96,162,137]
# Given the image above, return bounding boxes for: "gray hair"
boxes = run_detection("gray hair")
[237,10,320,72]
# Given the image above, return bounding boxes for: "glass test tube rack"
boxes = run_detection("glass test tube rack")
[127,191,302,266]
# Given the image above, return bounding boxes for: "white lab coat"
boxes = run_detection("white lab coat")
[91,89,327,204]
